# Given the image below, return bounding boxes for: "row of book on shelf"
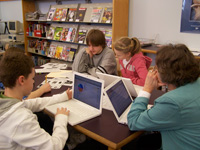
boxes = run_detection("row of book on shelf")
[32,55,50,66]
[46,25,112,45]
[47,6,112,23]
[27,23,112,48]
[28,39,77,62]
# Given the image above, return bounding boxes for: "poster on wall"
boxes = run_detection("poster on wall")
[180,0,200,33]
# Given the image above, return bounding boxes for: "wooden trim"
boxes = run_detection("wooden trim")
[43,109,55,118]
[22,0,36,54]
[142,48,200,59]
[116,131,144,148]
[141,49,157,54]
[112,0,129,45]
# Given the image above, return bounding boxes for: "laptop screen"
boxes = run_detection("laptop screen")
[106,80,132,117]
[74,74,102,109]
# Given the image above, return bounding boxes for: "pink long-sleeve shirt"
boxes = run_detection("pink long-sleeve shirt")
[119,52,152,86]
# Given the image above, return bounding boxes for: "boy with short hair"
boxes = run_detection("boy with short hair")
[0,47,52,100]
[0,50,71,150]
[72,29,117,76]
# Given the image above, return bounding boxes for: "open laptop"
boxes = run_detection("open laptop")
[104,78,134,124]
[96,72,138,97]
[45,72,104,126]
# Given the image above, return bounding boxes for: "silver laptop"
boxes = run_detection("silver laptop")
[45,72,104,126]
[104,78,134,124]
[96,72,138,97]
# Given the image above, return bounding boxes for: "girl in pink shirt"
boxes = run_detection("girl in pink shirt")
[114,37,152,86]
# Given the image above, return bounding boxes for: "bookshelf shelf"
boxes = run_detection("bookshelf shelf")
[27,35,93,46]
[27,19,112,26]
[28,51,47,57]
[22,0,129,65]
[27,36,47,40]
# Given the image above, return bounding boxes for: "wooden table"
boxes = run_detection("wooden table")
[35,71,164,150]
[141,44,200,59]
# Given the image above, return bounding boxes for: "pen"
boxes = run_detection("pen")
[152,66,156,71]
[45,75,47,83]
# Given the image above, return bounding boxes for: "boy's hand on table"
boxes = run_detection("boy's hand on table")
[40,82,51,93]
[56,107,70,116]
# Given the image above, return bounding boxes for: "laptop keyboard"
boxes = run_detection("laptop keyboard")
[66,101,94,117]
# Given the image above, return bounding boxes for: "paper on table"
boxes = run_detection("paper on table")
[35,68,60,73]
[133,84,143,95]
[37,77,73,89]
[40,62,68,70]
[190,48,200,56]
[47,70,73,79]
[191,51,200,56]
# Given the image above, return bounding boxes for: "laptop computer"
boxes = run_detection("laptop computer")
[45,72,104,126]
[104,78,134,124]
[96,72,138,97]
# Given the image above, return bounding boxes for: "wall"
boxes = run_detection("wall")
[0,0,23,33]
[129,0,200,50]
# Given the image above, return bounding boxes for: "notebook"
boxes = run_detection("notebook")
[45,72,104,126]
[104,78,134,124]
[96,72,138,97]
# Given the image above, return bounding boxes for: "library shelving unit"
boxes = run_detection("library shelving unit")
[21,0,129,64]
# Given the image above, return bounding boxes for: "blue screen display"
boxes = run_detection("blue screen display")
[106,80,132,117]
[74,74,102,109]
